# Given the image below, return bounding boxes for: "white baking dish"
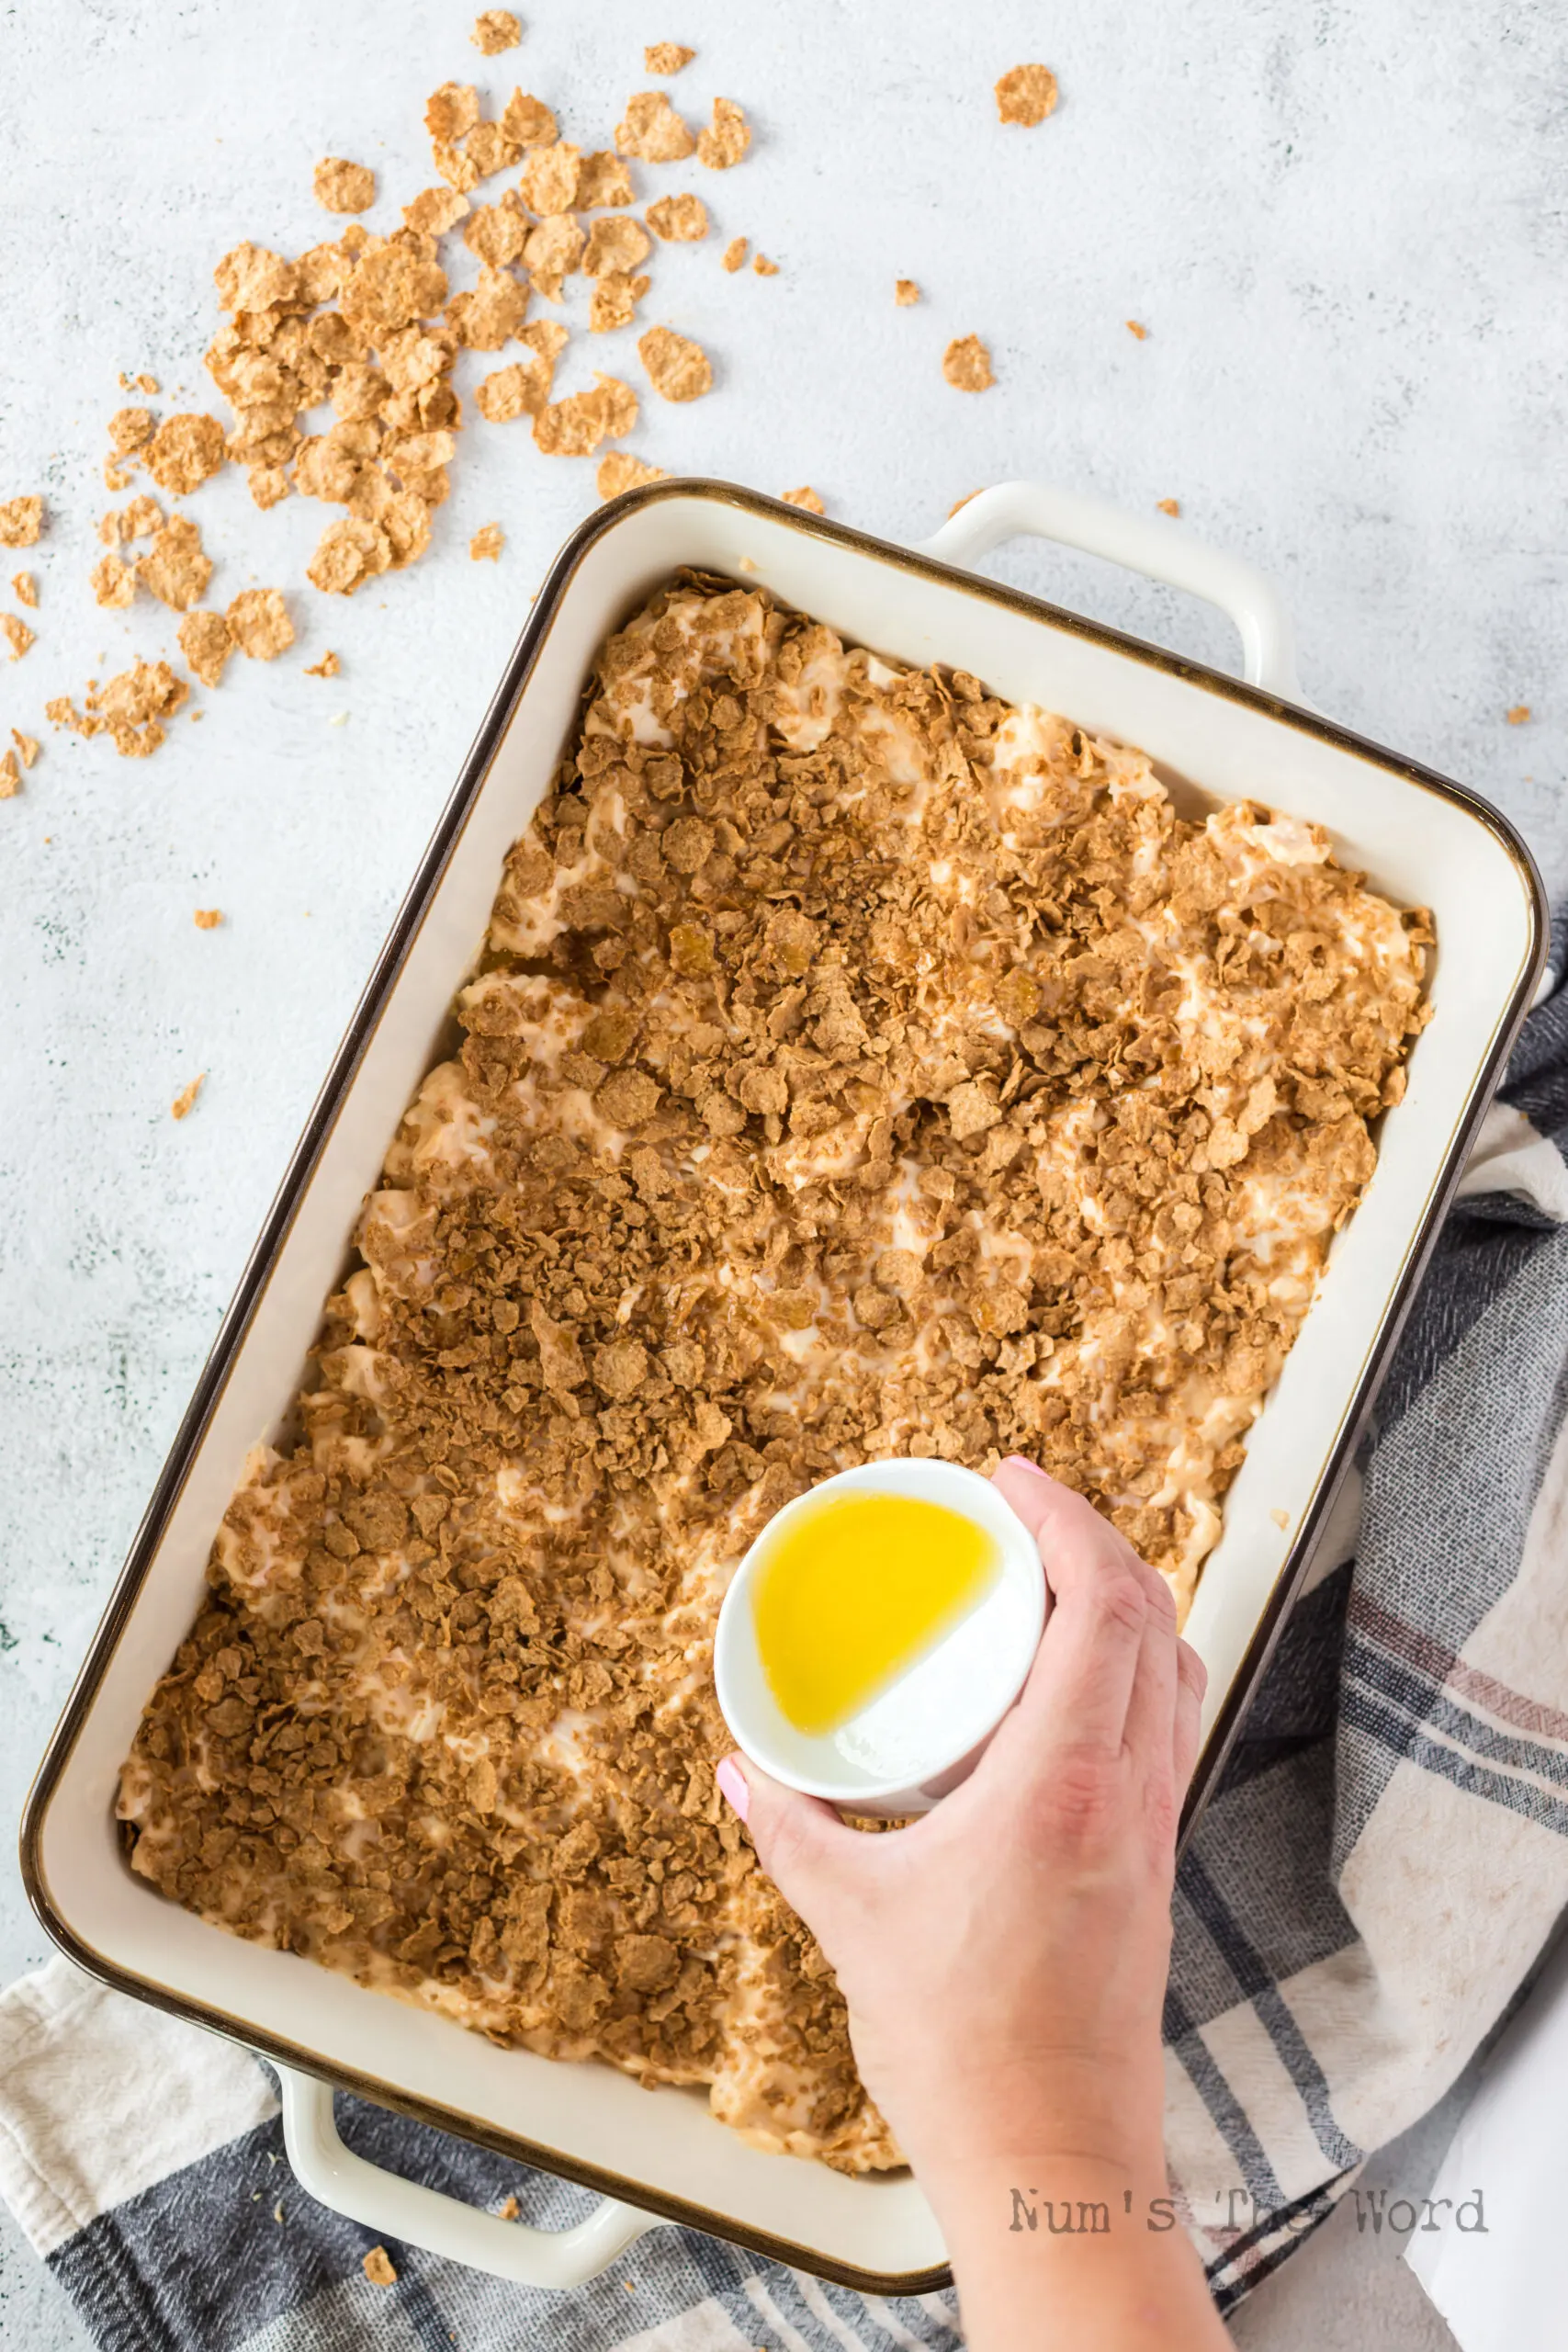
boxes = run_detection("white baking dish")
[22,479,1547,2295]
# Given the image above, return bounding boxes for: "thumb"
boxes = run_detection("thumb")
[716,1752,859,1929]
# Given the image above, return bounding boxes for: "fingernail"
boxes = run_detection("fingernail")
[716,1755,750,1822]
[1001,1454,1048,1479]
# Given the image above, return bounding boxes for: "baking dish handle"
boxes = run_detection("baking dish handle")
[278,2067,661,2287]
[916,481,1303,701]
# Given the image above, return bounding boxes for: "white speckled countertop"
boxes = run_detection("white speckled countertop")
[2,3,1562,2343]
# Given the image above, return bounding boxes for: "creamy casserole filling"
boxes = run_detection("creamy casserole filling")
[118,574,1429,2172]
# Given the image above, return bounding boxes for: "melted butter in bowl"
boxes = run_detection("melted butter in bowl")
[714,1460,1046,1816]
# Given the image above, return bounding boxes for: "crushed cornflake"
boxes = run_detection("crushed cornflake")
[470,523,504,560]
[996,64,1058,125]
[577,152,635,208]
[2,613,36,660]
[0,497,43,548]
[137,514,213,611]
[98,494,164,546]
[471,9,521,52]
[92,552,138,609]
[307,515,392,596]
[615,91,694,163]
[697,96,750,168]
[590,270,651,333]
[10,728,39,768]
[646,192,706,241]
[0,749,18,798]
[1157,497,1180,516]
[313,158,378,215]
[496,2194,521,2222]
[13,571,37,606]
[752,253,778,276]
[781,485,824,512]
[137,372,159,393]
[63,657,189,756]
[227,588,294,660]
[476,322,568,419]
[144,414,228,497]
[895,278,919,304]
[1126,319,1148,339]
[644,42,694,73]
[304,650,340,677]
[179,609,233,685]
[596,450,667,498]
[1506,705,1531,725]
[362,2248,398,2289]
[720,236,748,273]
[534,373,638,455]
[109,406,156,456]
[637,323,712,401]
[170,1074,204,1120]
[194,908,223,928]
[942,334,994,391]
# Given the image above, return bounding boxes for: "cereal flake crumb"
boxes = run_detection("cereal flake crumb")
[304,650,340,677]
[2,613,36,660]
[471,10,521,52]
[0,497,43,548]
[996,64,1058,126]
[597,451,668,499]
[496,2193,521,2221]
[721,236,748,273]
[194,908,223,929]
[11,728,39,769]
[781,485,824,513]
[0,749,18,798]
[1506,705,1531,725]
[645,43,694,74]
[470,524,504,560]
[137,515,212,612]
[697,96,750,169]
[91,552,138,610]
[314,158,377,215]
[1126,319,1148,339]
[13,571,37,606]
[615,91,694,163]
[752,253,778,276]
[942,334,994,391]
[137,373,159,394]
[109,406,156,457]
[1156,498,1180,516]
[637,324,712,401]
[362,2248,398,2288]
[646,192,706,242]
[895,278,919,305]
[1269,1507,1291,1531]
[227,589,294,661]
[590,269,651,332]
[171,1074,204,1121]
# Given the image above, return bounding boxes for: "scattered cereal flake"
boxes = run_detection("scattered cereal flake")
[92,657,188,755]
[1156,497,1180,516]
[534,373,638,456]
[304,650,340,677]
[467,120,524,178]
[584,216,651,276]
[501,89,557,145]
[576,151,636,208]
[426,82,480,141]
[343,245,450,339]
[136,372,159,394]
[720,236,748,273]
[0,497,43,548]
[521,215,585,301]
[447,261,529,347]
[470,524,504,560]
[363,2248,397,2288]
[91,552,137,609]
[124,493,163,538]
[497,2194,521,2222]
[942,334,994,391]
[108,406,155,456]
[227,588,294,661]
[249,466,293,511]
[1126,319,1148,339]
[597,451,667,499]
[143,414,227,497]
[1269,1507,1291,1531]
[433,141,481,194]
[171,1074,204,1120]
[11,728,39,768]
[781,485,824,513]
[996,64,1058,126]
[697,96,750,169]
[194,908,223,928]
[465,200,529,268]
[0,749,18,797]
[752,252,778,276]
[137,515,213,612]
[590,270,651,332]
[403,185,470,236]
[214,243,299,313]
[2,613,35,660]
[895,278,919,305]
[178,609,233,686]
[647,191,706,241]
[308,515,393,595]
[314,157,377,214]
[1506,704,1531,725]
[477,321,569,418]
[519,141,581,214]
[471,9,521,52]
[638,323,712,401]
[615,91,694,163]
[13,571,37,607]
[104,459,132,492]
[645,43,694,73]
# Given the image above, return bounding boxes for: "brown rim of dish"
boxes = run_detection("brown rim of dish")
[19,479,1551,2295]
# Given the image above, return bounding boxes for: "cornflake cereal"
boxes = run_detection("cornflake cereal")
[781,485,824,512]
[0,750,18,798]
[577,153,636,209]
[304,650,341,678]
[534,374,638,457]
[1506,705,1531,726]
[11,729,39,768]
[752,254,778,277]
[584,218,651,277]
[170,1075,204,1120]
[0,497,43,547]
[720,237,748,274]
[942,334,994,391]
[363,2249,398,2289]
[117,574,1429,2176]
[591,273,651,334]
[92,553,137,610]
[470,524,504,560]
[697,96,750,169]
[109,407,155,456]
[144,414,228,497]
[1127,320,1148,339]
[637,324,711,401]
[596,451,667,498]
[137,515,213,612]
[520,142,581,216]
[227,588,295,661]
[13,572,38,606]
[471,10,521,53]
[1157,498,1180,516]
[314,159,378,215]
[996,64,1058,126]
[2,614,35,660]
[404,186,470,236]
[645,43,694,73]
[895,278,919,305]
[194,909,224,929]
[646,192,707,242]
[615,91,694,163]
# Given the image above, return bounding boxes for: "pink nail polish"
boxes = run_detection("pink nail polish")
[716,1755,750,1822]
[1001,1454,1048,1479]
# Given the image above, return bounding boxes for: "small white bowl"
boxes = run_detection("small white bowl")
[713,1458,1046,1817]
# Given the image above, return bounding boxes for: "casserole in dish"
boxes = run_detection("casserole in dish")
[22,479,1547,2293]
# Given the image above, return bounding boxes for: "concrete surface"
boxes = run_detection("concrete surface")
[4,1,1565,2344]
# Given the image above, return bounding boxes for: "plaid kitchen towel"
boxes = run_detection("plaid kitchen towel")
[3,927,1565,2352]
